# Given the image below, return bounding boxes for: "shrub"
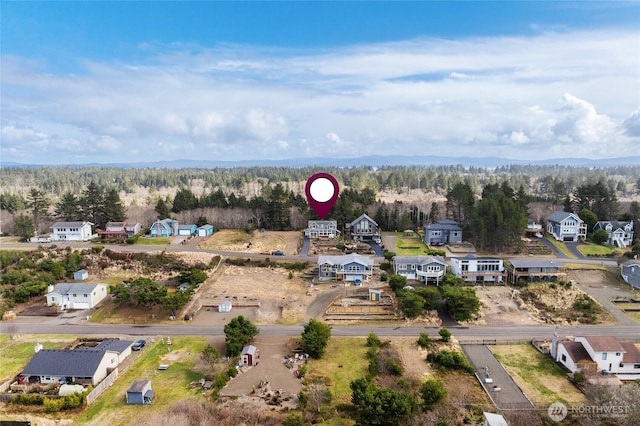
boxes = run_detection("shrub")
[366,331,381,347]
[439,327,451,342]
[428,350,474,374]
[380,272,388,281]
[417,332,431,349]
[420,378,447,409]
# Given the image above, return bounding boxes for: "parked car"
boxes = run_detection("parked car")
[271,250,285,256]
[132,339,146,351]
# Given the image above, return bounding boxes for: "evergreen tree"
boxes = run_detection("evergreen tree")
[445,183,474,228]
[81,181,104,226]
[14,214,35,241]
[56,192,82,221]
[155,198,171,219]
[102,188,126,225]
[265,183,291,230]
[429,202,439,224]
[172,188,199,213]
[26,188,49,233]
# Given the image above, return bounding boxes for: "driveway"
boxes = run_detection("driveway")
[365,241,384,257]
[565,242,585,259]
[461,345,534,411]
[538,238,568,259]
[299,237,310,256]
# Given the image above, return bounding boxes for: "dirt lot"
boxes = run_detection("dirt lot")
[198,230,301,255]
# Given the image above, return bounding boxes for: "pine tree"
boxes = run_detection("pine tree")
[26,188,49,233]
[82,181,105,226]
[102,189,126,224]
[56,192,81,221]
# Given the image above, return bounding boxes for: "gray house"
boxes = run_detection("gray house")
[621,261,640,289]
[21,349,118,386]
[318,254,375,282]
[593,221,634,248]
[393,255,447,284]
[126,379,154,404]
[346,214,381,244]
[423,220,462,246]
[304,220,338,239]
[546,211,587,242]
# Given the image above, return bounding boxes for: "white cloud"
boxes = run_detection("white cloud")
[1,28,638,164]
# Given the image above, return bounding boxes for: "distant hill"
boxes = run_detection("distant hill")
[3,155,639,169]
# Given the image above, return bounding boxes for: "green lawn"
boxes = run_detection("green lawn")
[393,232,430,256]
[77,337,207,425]
[134,237,172,246]
[577,243,613,256]
[544,236,576,259]
[0,335,77,383]
[490,345,589,407]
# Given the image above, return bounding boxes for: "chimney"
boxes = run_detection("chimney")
[47,285,55,294]
[551,332,559,360]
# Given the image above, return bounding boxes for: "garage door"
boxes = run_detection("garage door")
[563,236,574,242]
[73,302,90,310]
[345,275,361,281]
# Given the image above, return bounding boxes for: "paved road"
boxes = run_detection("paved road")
[565,242,586,259]
[461,345,533,411]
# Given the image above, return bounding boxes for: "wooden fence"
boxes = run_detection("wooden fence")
[86,368,118,406]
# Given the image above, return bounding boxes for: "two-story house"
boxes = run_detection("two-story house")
[525,219,544,238]
[318,254,374,282]
[423,220,463,246]
[346,214,381,244]
[620,261,640,290]
[504,259,567,285]
[592,220,634,248]
[50,221,94,241]
[546,211,587,242]
[150,219,178,237]
[46,283,108,310]
[97,222,142,240]
[450,254,506,284]
[554,335,640,380]
[304,220,338,239]
[393,255,447,285]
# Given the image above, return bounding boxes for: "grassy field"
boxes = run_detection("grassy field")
[577,243,614,256]
[77,337,207,425]
[393,232,429,256]
[616,303,640,322]
[490,345,589,407]
[198,229,249,250]
[134,237,172,246]
[305,337,369,407]
[544,236,576,259]
[0,335,77,383]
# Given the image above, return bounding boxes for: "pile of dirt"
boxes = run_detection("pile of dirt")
[516,282,601,324]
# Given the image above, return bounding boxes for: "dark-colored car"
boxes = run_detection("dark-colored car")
[271,250,285,256]
[132,339,146,351]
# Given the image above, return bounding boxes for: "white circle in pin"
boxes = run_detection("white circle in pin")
[309,177,335,203]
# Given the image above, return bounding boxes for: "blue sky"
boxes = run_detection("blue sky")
[2,1,639,165]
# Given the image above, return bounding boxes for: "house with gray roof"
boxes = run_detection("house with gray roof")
[423,219,462,246]
[46,283,108,310]
[126,379,154,404]
[51,221,94,241]
[94,339,134,363]
[593,220,634,248]
[621,261,640,289]
[150,218,178,237]
[318,254,375,282]
[346,214,381,244]
[20,349,119,386]
[450,254,506,284]
[393,255,446,284]
[504,259,567,285]
[546,211,586,242]
[304,220,338,239]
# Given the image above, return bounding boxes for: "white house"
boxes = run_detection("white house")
[554,335,640,380]
[51,221,94,242]
[546,211,587,242]
[318,254,375,282]
[393,255,447,284]
[450,255,506,284]
[94,339,134,364]
[46,283,108,310]
[218,300,232,313]
[593,220,634,248]
[304,220,338,239]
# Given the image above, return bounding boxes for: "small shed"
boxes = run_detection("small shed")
[126,379,154,405]
[197,224,214,237]
[240,345,259,366]
[484,412,508,426]
[369,289,382,302]
[177,282,191,292]
[218,300,232,313]
[73,269,89,281]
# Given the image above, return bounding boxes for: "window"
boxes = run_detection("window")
[84,294,88,298]
[602,353,607,360]
[634,364,640,369]
[615,352,621,356]
[72,294,77,297]
[561,354,566,362]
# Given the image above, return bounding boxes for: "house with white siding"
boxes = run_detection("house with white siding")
[546,211,587,242]
[51,221,94,241]
[450,255,506,284]
[46,283,108,310]
[593,220,634,248]
[304,220,338,239]
[318,254,375,282]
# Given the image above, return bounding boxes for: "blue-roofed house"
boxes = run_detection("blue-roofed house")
[177,224,197,236]
[150,219,178,237]
[393,255,447,284]
[423,220,463,246]
[20,349,119,386]
[318,254,375,282]
[621,261,640,290]
[450,254,506,284]
[504,259,567,285]
[197,224,214,237]
[546,211,587,242]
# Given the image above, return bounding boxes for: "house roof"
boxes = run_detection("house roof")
[318,254,375,267]
[219,300,232,307]
[507,259,564,268]
[241,345,257,356]
[483,412,508,426]
[546,211,581,224]
[52,221,93,228]
[75,269,88,274]
[594,221,633,231]
[393,255,445,266]
[127,379,151,394]
[21,349,108,378]
[197,224,213,230]
[424,219,461,231]
[620,342,640,363]
[347,213,378,227]
[561,341,591,363]
[106,222,126,227]
[308,220,337,225]
[94,339,134,354]
[582,336,626,353]
[49,283,105,296]
[178,224,196,230]
[453,254,502,261]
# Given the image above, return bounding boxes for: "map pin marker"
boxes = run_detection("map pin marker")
[305,173,340,220]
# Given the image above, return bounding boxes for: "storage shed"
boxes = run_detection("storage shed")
[369,289,382,302]
[73,269,89,281]
[218,300,232,313]
[126,379,154,405]
[197,224,214,237]
[240,345,259,366]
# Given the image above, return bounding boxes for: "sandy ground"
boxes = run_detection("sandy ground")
[198,230,301,255]
[475,286,539,326]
